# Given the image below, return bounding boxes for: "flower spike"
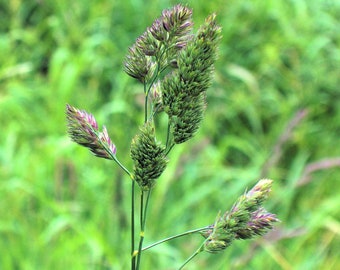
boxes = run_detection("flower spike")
[203,179,279,253]
[66,104,116,160]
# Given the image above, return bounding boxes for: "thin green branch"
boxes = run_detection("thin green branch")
[150,103,162,119]
[178,242,205,270]
[165,121,171,149]
[91,127,133,179]
[165,119,176,156]
[147,63,160,96]
[112,156,133,178]
[144,83,148,123]
[165,142,175,156]
[142,226,210,251]
[144,62,161,123]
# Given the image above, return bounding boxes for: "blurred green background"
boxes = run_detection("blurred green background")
[1,0,339,269]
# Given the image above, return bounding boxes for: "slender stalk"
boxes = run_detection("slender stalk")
[165,142,175,156]
[144,62,161,123]
[178,242,205,270]
[85,124,133,178]
[165,121,171,149]
[135,191,144,270]
[150,103,162,120]
[142,226,210,251]
[146,63,160,97]
[136,189,152,270]
[112,156,133,178]
[165,120,175,155]
[140,191,144,228]
[144,83,148,123]
[131,180,136,270]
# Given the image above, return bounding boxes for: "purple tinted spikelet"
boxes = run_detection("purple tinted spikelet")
[124,44,153,83]
[66,104,98,146]
[100,126,117,155]
[148,4,193,46]
[148,18,166,42]
[160,4,193,46]
[203,179,279,253]
[136,31,160,57]
[230,179,273,216]
[235,208,279,240]
[124,4,193,83]
[66,104,116,160]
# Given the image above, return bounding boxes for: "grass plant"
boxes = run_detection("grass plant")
[1,0,339,269]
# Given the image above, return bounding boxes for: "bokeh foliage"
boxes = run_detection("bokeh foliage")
[1,0,339,269]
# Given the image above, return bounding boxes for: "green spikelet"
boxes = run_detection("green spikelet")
[130,122,168,190]
[171,92,207,144]
[161,14,221,144]
[203,179,279,253]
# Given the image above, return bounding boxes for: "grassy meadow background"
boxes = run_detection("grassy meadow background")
[1,0,339,269]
